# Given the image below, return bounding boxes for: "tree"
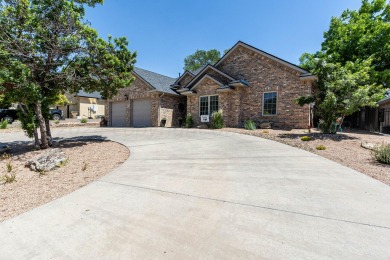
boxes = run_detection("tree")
[183,49,221,71]
[298,0,389,133]
[0,0,136,148]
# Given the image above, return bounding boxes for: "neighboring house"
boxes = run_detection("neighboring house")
[378,96,390,134]
[58,90,106,119]
[107,41,316,128]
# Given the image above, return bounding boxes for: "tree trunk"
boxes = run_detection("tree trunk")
[35,102,49,149]
[33,127,40,149]
[45,118,53,147]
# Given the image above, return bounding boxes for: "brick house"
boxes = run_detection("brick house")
[107,41,315,128]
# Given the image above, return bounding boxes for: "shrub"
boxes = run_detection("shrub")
[0,119,8,129]
[1,172,16,184]
[301,136,312,141]
[263,130,269,134]
[244,120,256,130]
[185,113,194,128]
[54,120,60,125]
[316,145,326,150]
[373,144,390,165]
[211,110,223,129]
[318,119,337,134]
[80,118,88,124]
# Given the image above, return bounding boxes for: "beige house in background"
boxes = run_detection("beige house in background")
[58,90,106,119]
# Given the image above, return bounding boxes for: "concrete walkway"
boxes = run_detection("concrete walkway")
[0,128,389,259]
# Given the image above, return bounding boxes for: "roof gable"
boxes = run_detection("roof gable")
[215,41,310,75]
[186,65,235,90]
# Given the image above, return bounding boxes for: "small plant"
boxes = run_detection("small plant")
[0,153,11,161]
[211,110,223,129]
[301,136,312,141]
[80,118,88,124]
[244,120,256,130]
[185,113,194,128]
[54,120,60,125]
[81,162,88,171]
[58,159,69,168]
[373,144,390,165]
[6,161,13,173]
[316,145,326,150]
[263,130,269,134]
[0,119,8,129]
[37,169,47,177]
[1,172,16,184]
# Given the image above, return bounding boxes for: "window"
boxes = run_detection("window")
[263,92,277,115]
[199,95,219,116]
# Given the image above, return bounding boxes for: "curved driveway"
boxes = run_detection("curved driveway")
[0,127,390,259]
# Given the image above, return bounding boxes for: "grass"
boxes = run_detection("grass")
[6,161,13,173]
[80,118,88,124]
[300,136,312,141]
[373,144,390,165]
[58,159,69,168]
[1,172,16,184]
[0,119,8,129]
[244,120,256,130]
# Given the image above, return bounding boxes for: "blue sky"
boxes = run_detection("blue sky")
[85,1,362,78]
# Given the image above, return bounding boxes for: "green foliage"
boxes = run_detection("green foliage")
[316,145,327,150]
[18,106,37,138]
[298,0,389,133]
[80,118,88,123]
[244,120,256,130]
[185,113,194,128]
[184,49,221,71]
[0,119,8,129]
[211,110,223,129]
[1,172,16,184]
[54,120,60,125]
[0,0,136,148]
[373,144,390,164]
[300,136,312,141]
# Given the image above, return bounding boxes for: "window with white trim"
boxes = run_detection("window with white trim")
[263,92,277,115]
[199,95,219,116]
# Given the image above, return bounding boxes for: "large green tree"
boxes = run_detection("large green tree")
[0,0,137,148]
[298,0,389,133]
[183,49,221,71]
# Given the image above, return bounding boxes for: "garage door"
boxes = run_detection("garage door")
[111,102,127,127]
[133,99,152,127]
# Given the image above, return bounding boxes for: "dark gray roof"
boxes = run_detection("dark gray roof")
[134,67,178,95]
[77,90,102,99]
[378,96,390,105]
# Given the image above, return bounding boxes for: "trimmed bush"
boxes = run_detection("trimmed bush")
[80,118,88,124]
[244,120,256,130]
[373,144,390,165]
[301,136,312,141]
[185,113,194,128]
[54,120,60,125]
[211,110,223,129]
[316,145,326,150]
[0,119,8,129]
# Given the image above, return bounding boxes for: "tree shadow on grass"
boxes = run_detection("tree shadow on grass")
[1,135,108,158]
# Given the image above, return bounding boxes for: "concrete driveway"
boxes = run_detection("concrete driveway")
[0,127,389,259]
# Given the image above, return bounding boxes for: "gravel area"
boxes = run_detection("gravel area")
[0,139,129,222]
[220,128,390,185]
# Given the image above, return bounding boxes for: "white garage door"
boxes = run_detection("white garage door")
[111,102,127,127]
[133,99,152,127]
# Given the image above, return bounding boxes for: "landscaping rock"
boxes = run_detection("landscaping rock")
[259,122,272,129]
[27,148,67,172]
[361,142,378,150]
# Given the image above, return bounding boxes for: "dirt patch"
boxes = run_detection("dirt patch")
[221,128,390,185]
[0,139,129,222]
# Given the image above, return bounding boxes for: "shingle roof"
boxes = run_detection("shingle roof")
[77,90,102,99]
[378,96,390,105]
[191,66,206,75]
[134,67,178,95]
